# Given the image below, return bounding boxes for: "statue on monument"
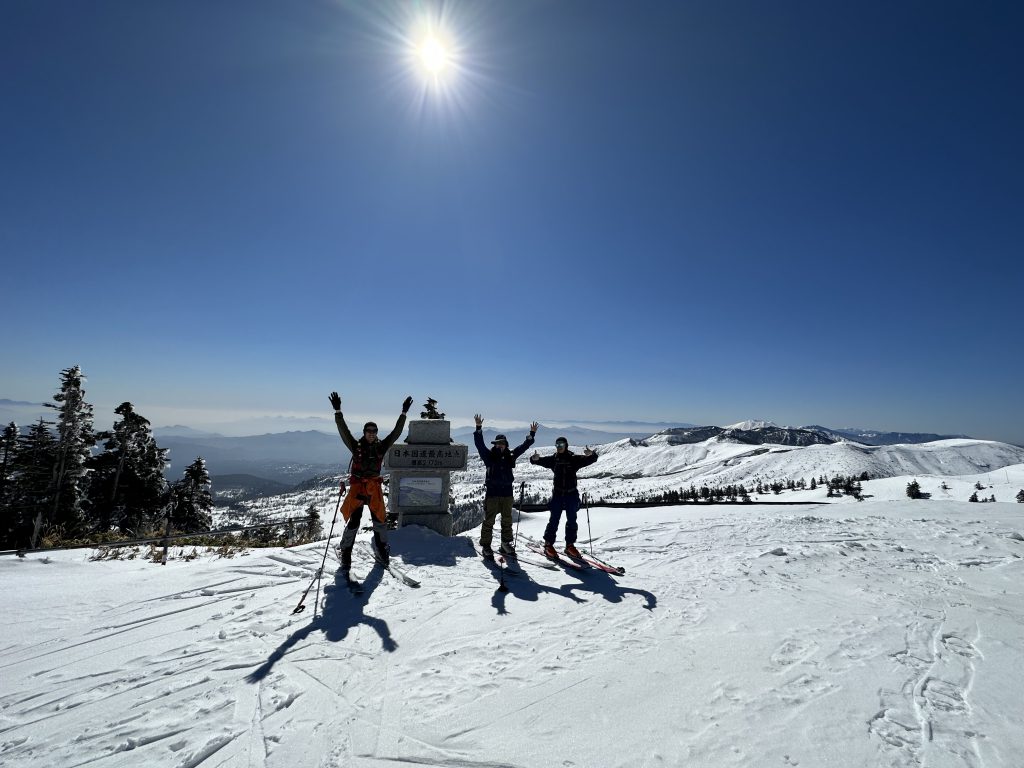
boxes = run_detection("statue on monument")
[420,397,446,420]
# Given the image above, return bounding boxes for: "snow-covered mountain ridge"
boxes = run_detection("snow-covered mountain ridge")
[230,435,1024,526]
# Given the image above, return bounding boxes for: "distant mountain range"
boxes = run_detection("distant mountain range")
[450,424,665,448]
[805,425,971,445]
[655,424,970,449]
[157,430,345,485]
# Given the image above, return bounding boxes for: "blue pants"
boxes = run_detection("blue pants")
[544,492,580,545]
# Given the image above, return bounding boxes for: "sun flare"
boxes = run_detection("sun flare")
[415,34,453,79]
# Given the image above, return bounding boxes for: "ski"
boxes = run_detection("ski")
[505,550,558,570]
[518,535,587,571]
[489,543,557,571]
[358,543,421,588]
[575,552,625,575]
[382,561,420,588]
[479,550,526,577]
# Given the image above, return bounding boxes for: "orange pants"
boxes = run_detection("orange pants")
[341,477,387,524]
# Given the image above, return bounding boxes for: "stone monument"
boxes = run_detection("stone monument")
[385,398,467,536]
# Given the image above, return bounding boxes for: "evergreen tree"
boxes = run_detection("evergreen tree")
[90,402,168,534]
[968,491,979,502]
[906,480,922,499]
[10,419,58,548]
[170,457,213,533]
[0,422,20,547]
[1016,489,1024,503]
[44,366,96,541]
[304,504,323,540]
[974,481,985,491]
[810,477,817,490]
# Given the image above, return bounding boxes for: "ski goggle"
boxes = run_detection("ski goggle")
[556,440,568,448]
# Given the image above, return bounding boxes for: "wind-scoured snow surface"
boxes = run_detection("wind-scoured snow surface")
[3,468,1024,767]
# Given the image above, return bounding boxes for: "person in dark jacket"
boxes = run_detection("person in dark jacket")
[329,391,412,572]
[474,414,538,556]
[530,437,598,558]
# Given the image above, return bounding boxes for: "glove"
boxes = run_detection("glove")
[328,392,341,410]
[402,396,413,414]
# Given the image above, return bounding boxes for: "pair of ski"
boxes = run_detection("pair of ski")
[517,533,625,575]
[479,547,553,577]
[344,543,421,594]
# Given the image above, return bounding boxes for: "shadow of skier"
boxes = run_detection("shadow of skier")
[245,566,396,683]
[560,566,657,610]
[485,560,589,616]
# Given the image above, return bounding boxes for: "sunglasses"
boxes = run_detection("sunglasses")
[364,429,378,434]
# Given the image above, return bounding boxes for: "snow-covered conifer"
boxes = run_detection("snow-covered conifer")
[170,457,213,533]
[0,422,21,546]
[10,419,58,548]
[44,366,96,541]
[89,402,168,534]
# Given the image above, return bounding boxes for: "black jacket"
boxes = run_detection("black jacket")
[530,449,598,495]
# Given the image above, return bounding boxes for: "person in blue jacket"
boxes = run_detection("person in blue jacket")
[474,414,538,556]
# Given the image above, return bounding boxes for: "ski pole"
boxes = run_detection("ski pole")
[515,482,525,541]
[293,481,345,616]
[585,491,593,557]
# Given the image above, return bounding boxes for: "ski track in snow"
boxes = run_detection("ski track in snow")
[2,502,1023,767]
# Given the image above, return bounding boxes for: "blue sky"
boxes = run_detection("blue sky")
[2,1,1022,443]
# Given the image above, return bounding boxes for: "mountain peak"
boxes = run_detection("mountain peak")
[725,419,780,431]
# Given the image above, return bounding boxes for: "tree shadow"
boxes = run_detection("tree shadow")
[246,565,394,684]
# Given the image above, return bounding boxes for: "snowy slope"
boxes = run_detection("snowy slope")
[464,436,1024,505]
[2,490,1024,768]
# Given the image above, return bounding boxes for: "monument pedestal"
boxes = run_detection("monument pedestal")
[385,420,467,537]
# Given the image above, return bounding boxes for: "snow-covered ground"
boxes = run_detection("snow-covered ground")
[3,478,1023,767]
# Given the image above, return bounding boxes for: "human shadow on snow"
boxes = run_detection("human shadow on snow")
[389,525,657,616]
[246,565,395,683]
[486,558,657,616]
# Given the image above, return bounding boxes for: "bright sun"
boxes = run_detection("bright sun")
[415,34,452,79]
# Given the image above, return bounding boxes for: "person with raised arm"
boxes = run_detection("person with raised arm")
[530,437,598,559]
[473,414,538,557]
[329,391,412,574]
